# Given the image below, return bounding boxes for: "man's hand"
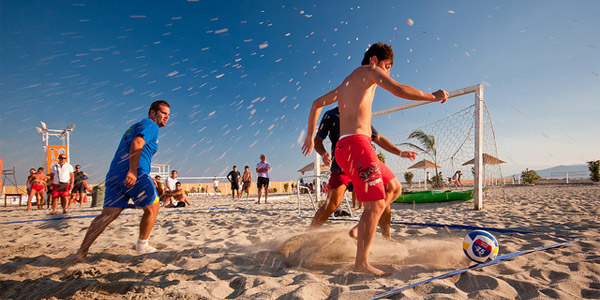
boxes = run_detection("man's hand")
[400,151,418,161]
[322,152,332,166]
[124,170,137,188]
[301,134,314,156]
[433,89,449,104]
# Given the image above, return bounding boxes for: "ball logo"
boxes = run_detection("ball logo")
[473,238,492,257]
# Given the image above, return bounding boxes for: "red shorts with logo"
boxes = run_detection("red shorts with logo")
[335,134,395,201]
[52,184,71,198]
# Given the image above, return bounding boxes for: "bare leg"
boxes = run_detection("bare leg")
[309,186,346,230]
[51,194,59,214]
[379,179,402,240]
[61,196,68,213]
[256,188,262,204]
[27,189,35,211]
[354,199,387,275]
[264,188,269,204]
[37,191,45,209]
[74,207,124,262]
[139,202,159,240]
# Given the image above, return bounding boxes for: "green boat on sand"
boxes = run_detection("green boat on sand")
[395,189,475,203]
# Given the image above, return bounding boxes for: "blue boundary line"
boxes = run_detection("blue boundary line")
[370,240,576,300]
[0,207,227,225]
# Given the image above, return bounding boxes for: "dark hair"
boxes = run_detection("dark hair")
[233,165,237,168]
[38,167,44,171]
[75,165,81,168]
[149,100,170,114]
[172,170,177,174]
[361,42,394,65]
[245,166,249,169]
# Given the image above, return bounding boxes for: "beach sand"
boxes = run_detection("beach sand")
[0,184,598,299]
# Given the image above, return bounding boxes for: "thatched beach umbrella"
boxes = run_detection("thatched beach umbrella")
[297,162,330,173]
[462,153,506,166]
[408,159,441,189]
[462,153,506,185]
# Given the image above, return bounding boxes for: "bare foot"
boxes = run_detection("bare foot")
[255,201,261,204]
[382,235,396,242]
[354,264,389,276]
[72,253,86,264]
[348,226,358,240]
[50,211,57,215]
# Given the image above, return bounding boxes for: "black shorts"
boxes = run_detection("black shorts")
[231,182,240,190]
[72,183,86,193]
[257,177,269,189]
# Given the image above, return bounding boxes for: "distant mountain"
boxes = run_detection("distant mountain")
[534,164,589,178]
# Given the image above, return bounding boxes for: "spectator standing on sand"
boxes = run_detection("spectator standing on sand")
[241,166,252,200]
[256,154,270,204]
[227,165,241,200]
[49,154,74,215]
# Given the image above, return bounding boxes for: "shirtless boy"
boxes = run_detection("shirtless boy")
[27,167,47,210]
[302,42,448,275]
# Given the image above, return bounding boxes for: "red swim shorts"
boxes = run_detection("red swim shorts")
[31,184,45,192]
[52,184,70,198]
[335,134,395,202]
[328,171,352,190]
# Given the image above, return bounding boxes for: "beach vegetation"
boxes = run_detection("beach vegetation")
[588,160,600,182]
[200,186,205,193]
[521,168,541,184]
[404,172,414,185]
[284,182,289,192]
[377,150,386,163]
[272,187,278,193]
[401,130,441,186]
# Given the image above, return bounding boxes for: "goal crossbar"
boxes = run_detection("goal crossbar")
[372,84,481,117]
[372,84,485,210]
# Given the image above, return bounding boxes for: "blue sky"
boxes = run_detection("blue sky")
[1,0,598,184]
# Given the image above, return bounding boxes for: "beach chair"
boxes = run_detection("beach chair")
[296,174,354,219]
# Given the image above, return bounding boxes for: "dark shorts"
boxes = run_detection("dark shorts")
[231,182,240,190]
[104,173,159,208]
[72,183,86,193]
[257,177,269,189]
[242,181,251,190]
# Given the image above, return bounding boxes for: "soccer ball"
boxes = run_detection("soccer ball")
[463,230,499,263]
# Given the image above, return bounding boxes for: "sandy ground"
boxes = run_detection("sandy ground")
[0,184,599,300]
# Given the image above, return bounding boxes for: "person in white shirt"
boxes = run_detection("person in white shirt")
[49,154,74,215]
[165,170,178,192]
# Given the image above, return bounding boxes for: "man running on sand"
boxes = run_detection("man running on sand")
[302,42,448,275]
[309,106,417,239]
[75,100,170,262]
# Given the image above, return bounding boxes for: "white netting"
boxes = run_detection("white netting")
[381,101,502,187]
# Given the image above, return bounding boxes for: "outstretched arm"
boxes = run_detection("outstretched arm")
[373,135,417,160]
[369,67,448,102]
[302,88,340,156]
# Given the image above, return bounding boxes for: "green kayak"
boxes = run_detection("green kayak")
[394,189,474,203]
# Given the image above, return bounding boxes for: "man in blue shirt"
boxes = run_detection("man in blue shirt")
[75,100,170,262]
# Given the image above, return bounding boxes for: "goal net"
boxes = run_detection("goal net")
[373,84,502,209]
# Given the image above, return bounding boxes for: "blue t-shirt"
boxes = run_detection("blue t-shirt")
[107,118,159,178]
[315,107,379,172]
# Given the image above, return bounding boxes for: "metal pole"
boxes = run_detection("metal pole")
[474,84,484,210]
[314,153,321,203]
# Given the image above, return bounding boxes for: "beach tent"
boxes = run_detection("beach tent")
[462,153,505,185]
[408,159,441,189]
[462,153,506,166]
[297,162,330,173]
